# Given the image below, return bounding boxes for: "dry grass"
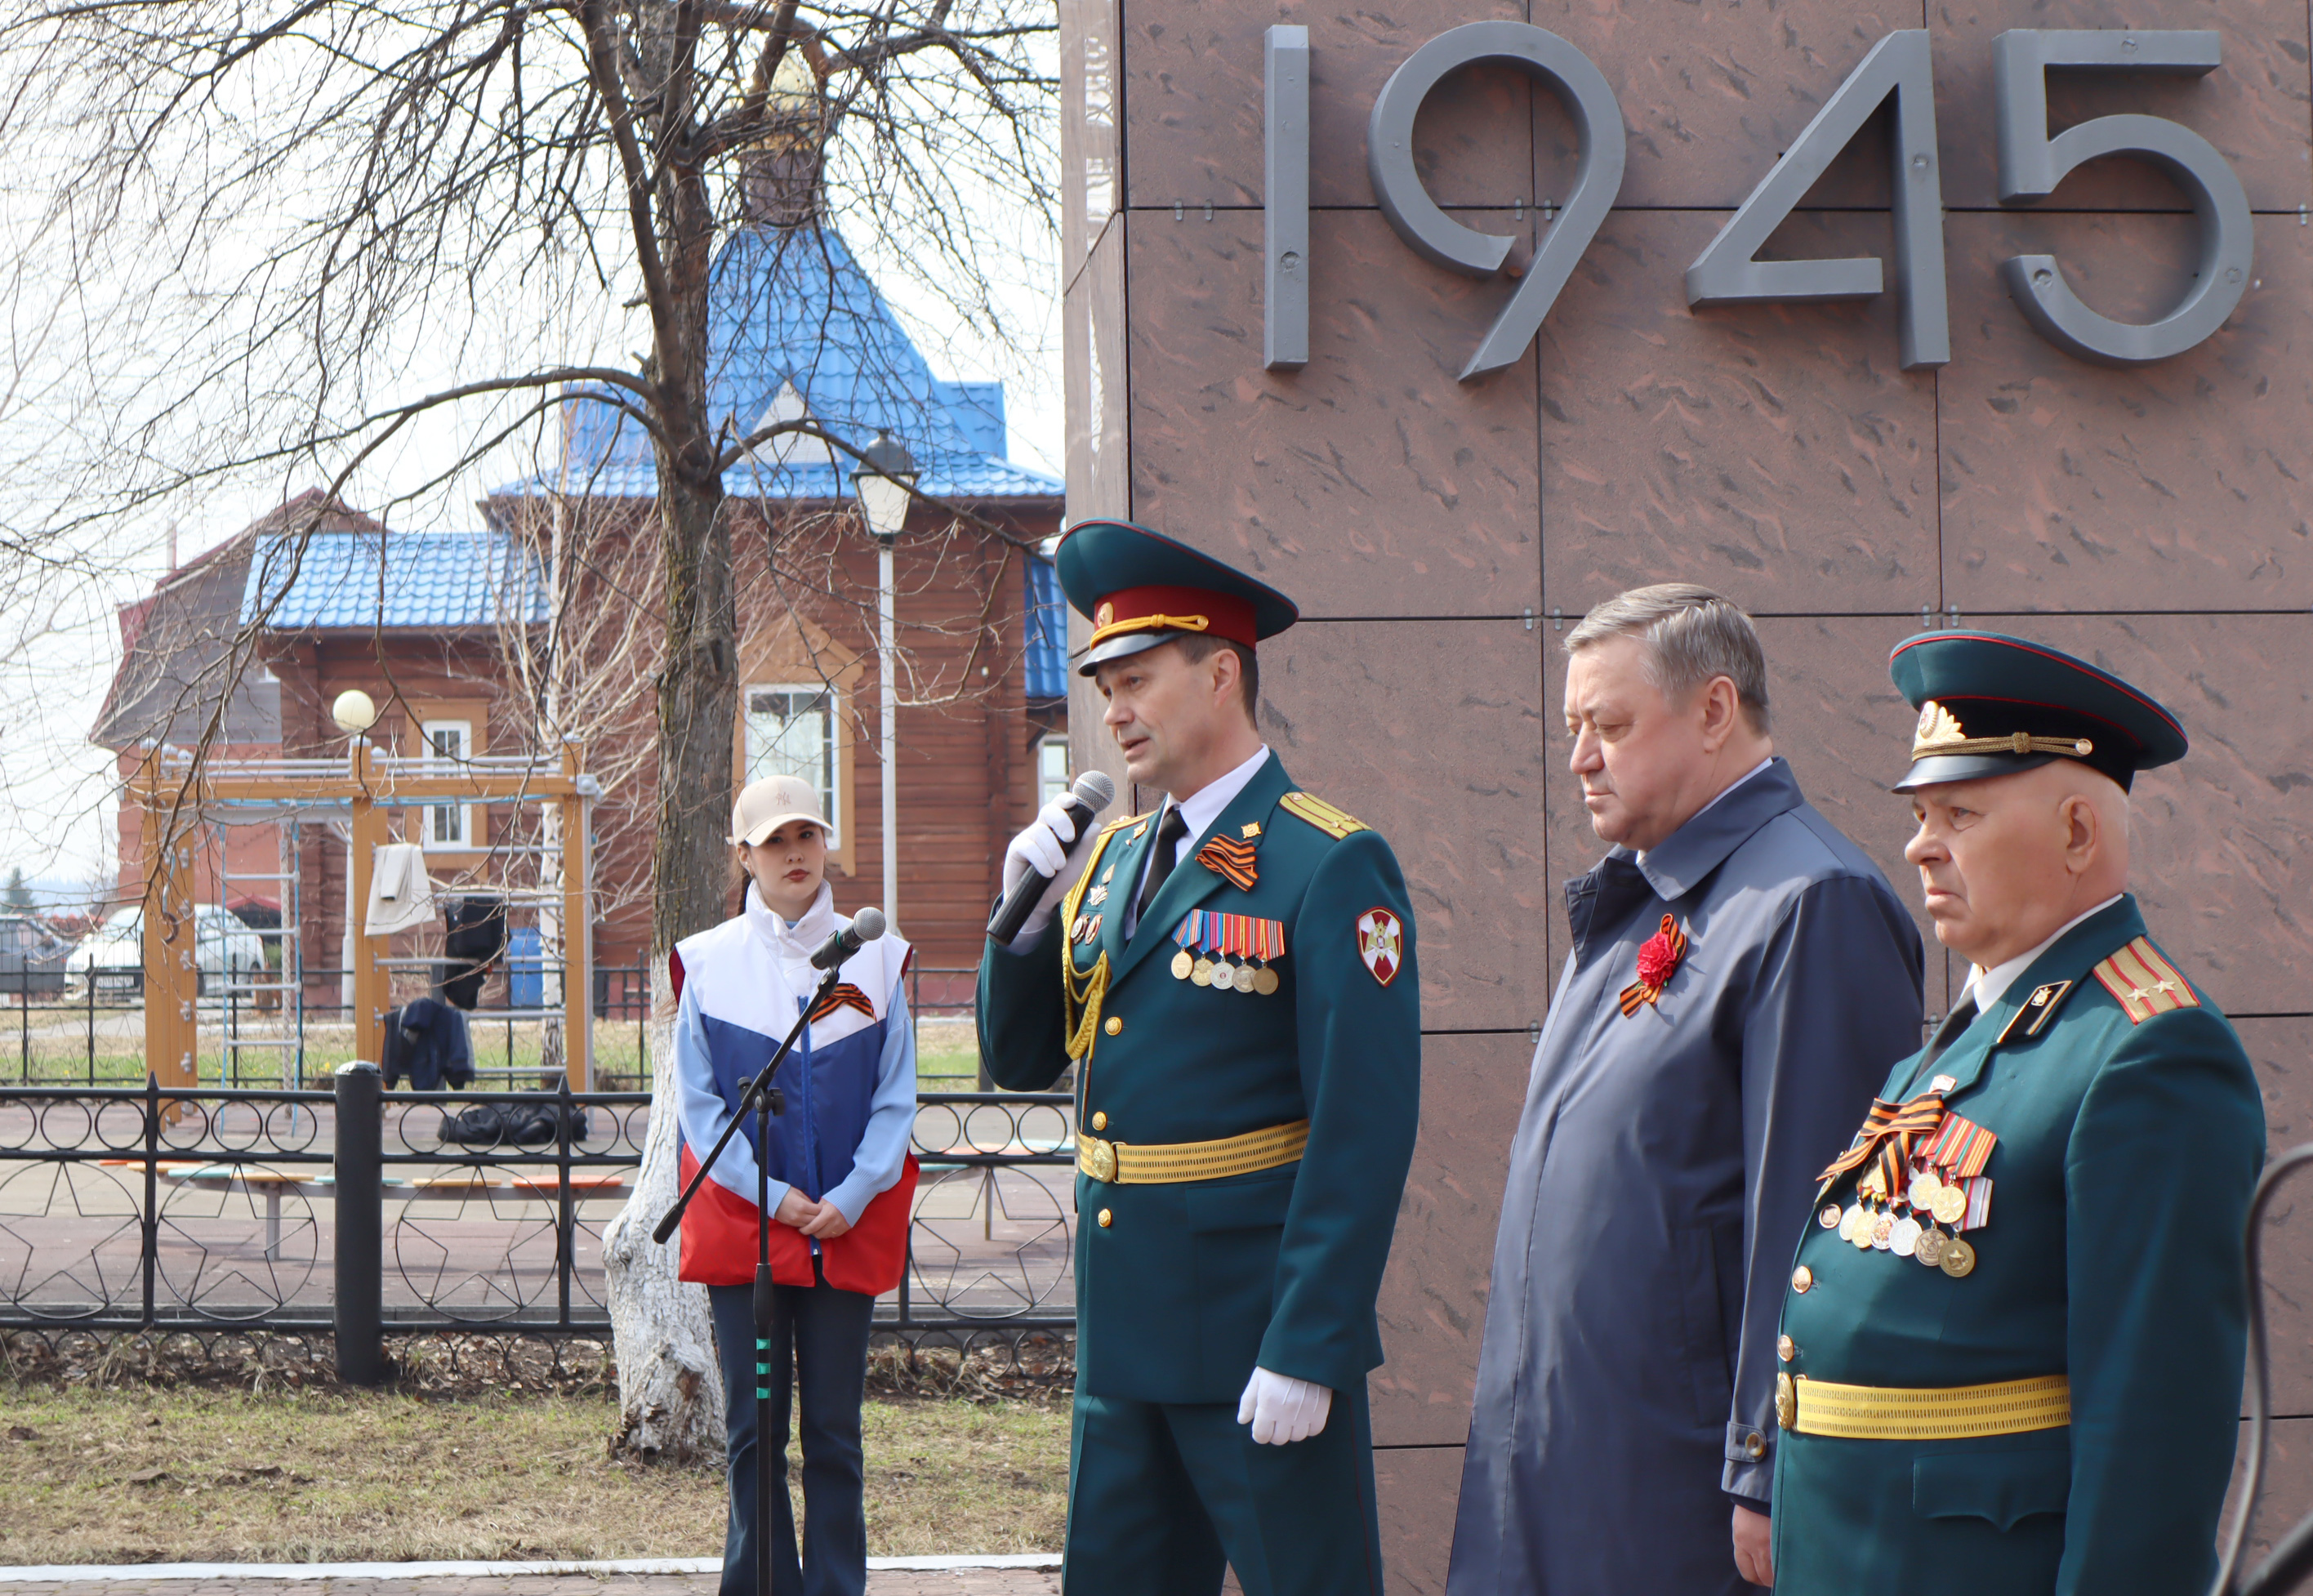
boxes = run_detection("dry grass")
[0,1385,1066,1566]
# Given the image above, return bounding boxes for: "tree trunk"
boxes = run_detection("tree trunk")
[605,239,738,1459]
[601,955,725,1464]
[605,8,744,1464]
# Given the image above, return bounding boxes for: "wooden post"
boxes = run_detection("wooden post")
[559,742,592,1091]
[349,740,390,1065]
[139,752,199,1092]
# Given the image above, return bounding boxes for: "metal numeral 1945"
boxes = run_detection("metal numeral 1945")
[1265,26,2252,377]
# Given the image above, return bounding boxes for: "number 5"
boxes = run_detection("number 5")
[1994,29,2253,366]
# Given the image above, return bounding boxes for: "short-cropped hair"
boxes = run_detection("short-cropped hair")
[1565,583,1771,733]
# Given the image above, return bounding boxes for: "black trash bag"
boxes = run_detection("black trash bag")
[438,1094,591,1147]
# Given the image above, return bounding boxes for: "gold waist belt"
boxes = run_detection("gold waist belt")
[1785,1372,2070,1440]
[1076,1119,1309,1185]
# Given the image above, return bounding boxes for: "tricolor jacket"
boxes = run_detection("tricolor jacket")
[672,882,917,1294]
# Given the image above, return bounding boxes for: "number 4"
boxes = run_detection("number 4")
[1685,31,1949,370]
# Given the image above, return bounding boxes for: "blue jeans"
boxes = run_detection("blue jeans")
[708,1272,876,1596]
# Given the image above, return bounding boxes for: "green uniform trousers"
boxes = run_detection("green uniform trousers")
[1063,1386,1382,1596]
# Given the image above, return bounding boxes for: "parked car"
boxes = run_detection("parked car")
[67,905,265,996]
[0,915,69,999]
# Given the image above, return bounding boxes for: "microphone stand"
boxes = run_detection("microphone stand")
[653,959,848,1596]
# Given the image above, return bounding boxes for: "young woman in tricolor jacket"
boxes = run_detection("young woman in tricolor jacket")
[671,773,919,1596]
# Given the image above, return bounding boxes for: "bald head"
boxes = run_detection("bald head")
[1901,760,2130,969]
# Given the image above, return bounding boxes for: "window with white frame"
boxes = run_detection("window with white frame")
[1037,736,1071,807]
[745,685,839,835]
[421,720,475,849]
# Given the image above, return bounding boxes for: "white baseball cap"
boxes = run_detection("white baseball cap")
[729,773,836,848]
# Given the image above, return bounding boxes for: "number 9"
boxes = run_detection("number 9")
[1994,29,2253,367]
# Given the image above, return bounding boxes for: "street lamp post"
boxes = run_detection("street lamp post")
[853,433,917,932]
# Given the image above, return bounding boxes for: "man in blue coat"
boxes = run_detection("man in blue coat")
[1767,631,2264,1595]
[1449,585,1926,1594]
[977,519,1421,1596]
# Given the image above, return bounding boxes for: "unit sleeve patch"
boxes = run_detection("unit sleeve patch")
[1357,907,1404,986]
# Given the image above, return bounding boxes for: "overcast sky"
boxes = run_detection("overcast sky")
[0,127,1064,901]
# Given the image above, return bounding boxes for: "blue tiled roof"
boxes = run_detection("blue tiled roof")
[1026,558,1067,701]
[490,224,1059,504]
[242,530,547,631]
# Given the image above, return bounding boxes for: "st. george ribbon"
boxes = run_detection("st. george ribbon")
[986,771,1117,944]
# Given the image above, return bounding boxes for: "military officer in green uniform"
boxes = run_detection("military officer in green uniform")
[977,518,1421,1596]
[1767,631,2265,1594]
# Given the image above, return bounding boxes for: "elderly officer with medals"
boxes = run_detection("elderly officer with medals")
[1767,631,2266,1595]
[976,518,1421,1596]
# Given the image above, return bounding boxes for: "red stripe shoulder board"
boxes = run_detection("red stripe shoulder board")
[2091,936,2202,1024]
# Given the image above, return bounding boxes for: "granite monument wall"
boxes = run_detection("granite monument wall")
[1058,0,2313,1584]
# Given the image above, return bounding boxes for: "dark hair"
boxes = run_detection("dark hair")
[1171,634,1259,723]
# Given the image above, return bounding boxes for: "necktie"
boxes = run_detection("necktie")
[1137,805,1191,923]
[1919,994,1979,1072]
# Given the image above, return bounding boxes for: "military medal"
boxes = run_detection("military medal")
[1870,1212,1894,1250]
[1174,909,1287,996]
[1910,1168,1943,1211]
[1889,1216,1922,1258]
[1931,1184,1967,1225]
[1914,1227,1946,1267]
[1818,1204,1841,1229]
[1838,1203,1865,1242]
[1939,1235,1977,1277]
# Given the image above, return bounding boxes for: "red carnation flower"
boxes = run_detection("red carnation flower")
[1637,927,1681,989]
[1620,915,1689,1019]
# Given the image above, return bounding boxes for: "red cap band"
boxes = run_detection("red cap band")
[1088,585,1257,649]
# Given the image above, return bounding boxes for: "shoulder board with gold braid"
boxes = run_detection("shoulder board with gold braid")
[1278,791,1370,840]
[2090,935,2203,1025]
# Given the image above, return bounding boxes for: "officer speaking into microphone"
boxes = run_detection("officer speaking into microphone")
[978,518,1420,1596]
[1769,631,2266,1595]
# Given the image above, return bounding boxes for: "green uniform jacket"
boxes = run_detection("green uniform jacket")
[1772,896,2263,1596]
[977,753,1422,1406]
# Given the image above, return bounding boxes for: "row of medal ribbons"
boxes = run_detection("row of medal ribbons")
[1171,908,1286,995]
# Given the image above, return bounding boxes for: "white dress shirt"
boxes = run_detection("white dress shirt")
[1122,745,1272,938]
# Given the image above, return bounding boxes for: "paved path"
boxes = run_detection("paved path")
[2,1577,1058,1596]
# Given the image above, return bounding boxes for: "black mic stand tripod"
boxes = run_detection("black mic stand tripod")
[653,959,849,1596]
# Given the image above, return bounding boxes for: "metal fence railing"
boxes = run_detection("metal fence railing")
[0,964,987,1094]
[0,1074,1074,1363]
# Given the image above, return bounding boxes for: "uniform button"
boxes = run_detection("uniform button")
[1791,1265,1813,1294]
[1090,1111,1107,1131]
[1745,1433,1767,1460]
[1104,1016,1124,1037]
[1777,1335,1795,1363]
[1097,1208,1112,1228]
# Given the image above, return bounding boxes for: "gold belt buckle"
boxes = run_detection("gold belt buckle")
[1081,1135,1119,1184]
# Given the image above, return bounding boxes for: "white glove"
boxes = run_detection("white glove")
[1236,1366,1332,1446]
[997,797,1092,944]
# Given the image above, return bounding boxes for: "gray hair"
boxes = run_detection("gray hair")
[1564,583,1771,733]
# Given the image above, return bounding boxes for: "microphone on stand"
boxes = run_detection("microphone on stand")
[809,905,888,970]
[986,772,1117,943]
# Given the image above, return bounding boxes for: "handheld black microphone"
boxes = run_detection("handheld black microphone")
[986,771,1118,943]
[809,905,888,970]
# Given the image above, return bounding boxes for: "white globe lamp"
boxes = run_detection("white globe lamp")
[331,689,378,737]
